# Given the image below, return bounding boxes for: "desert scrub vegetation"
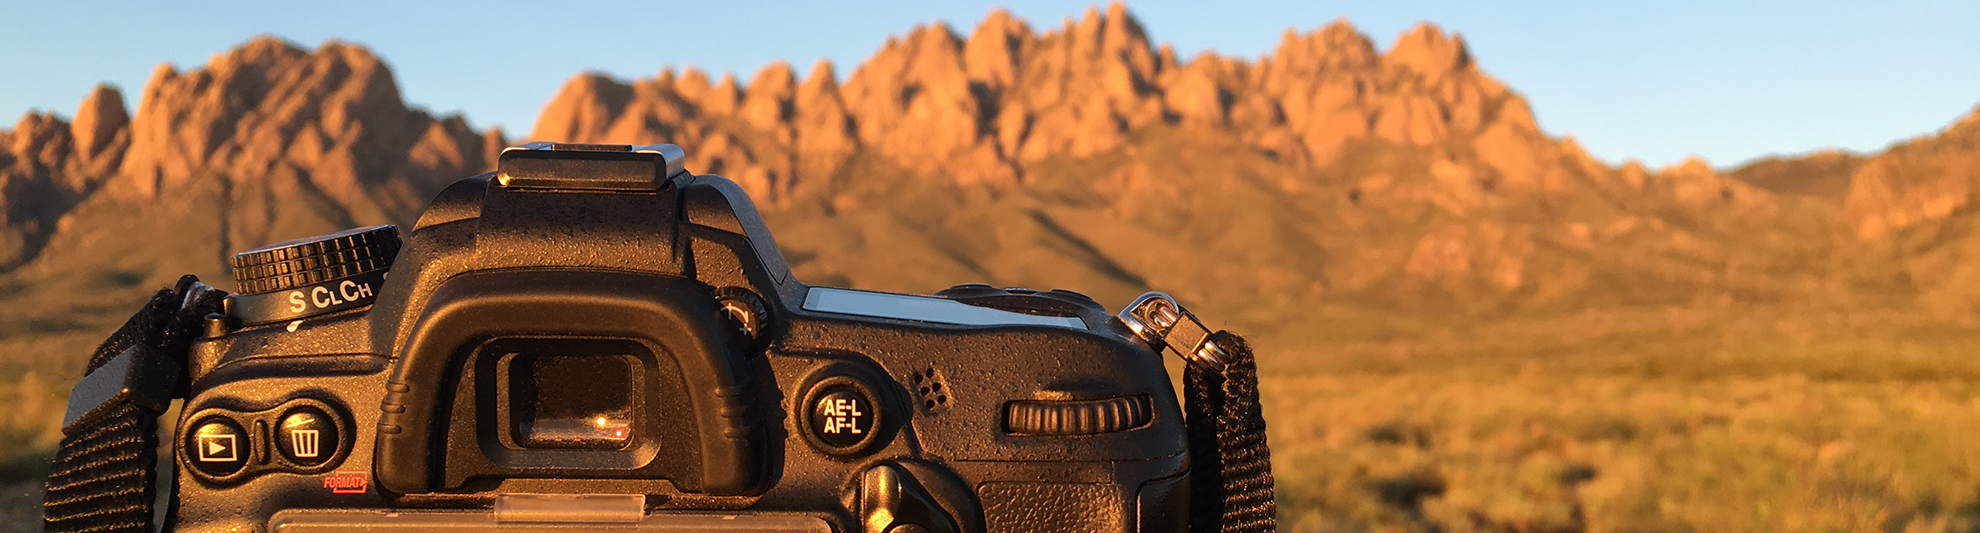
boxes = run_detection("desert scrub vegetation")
[1266,371,1980,532]
[0,372,60,460]
[0,373,61,532]
[1262,305,1980,532]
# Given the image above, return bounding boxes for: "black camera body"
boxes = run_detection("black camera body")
[172,143,1190,533]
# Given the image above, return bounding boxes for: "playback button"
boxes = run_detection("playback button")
[276,406,339,467]
[185,418,249,477]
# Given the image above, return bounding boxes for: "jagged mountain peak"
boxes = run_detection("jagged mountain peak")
[70,84,130,159]
[801,59,841,90]
[1272,18,1379,68]
[115,35,427,198]
[964,7,1033,88]
[1385,22,1472,78]
[0,37,501,270]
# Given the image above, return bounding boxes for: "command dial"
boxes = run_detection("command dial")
[1004,394,1152,436]
[230,225,400,295]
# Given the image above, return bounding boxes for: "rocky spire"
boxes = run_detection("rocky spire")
[70,84,129,160]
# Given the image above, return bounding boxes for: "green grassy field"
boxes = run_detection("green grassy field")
[3,302,1977,532]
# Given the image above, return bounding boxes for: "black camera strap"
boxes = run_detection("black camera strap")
[44,275,224,533]
[1119,293,1279,533]
[1184,332,1278,533]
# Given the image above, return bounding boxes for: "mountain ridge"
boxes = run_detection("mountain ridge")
[0,4,1977,364]
[528,5,1563,205]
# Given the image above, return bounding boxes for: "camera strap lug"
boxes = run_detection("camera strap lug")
[1117,291,1278,533]
[1119,292,1229,372]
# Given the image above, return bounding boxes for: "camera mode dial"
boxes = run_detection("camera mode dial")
[230,225,400,295]
[225,225,400,326]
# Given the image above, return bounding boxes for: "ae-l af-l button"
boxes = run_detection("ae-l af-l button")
[811,389,872,447]
[185,417,249,477]
[800,375,889,456]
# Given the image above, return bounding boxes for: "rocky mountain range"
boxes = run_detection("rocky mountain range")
[532,4,1548,205]
[0,38,503,269]
[2,2,1979,375]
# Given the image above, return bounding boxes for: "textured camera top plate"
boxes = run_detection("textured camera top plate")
[800,287,1087,329]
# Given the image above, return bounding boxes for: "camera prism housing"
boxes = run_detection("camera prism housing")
[174,142,1190,533]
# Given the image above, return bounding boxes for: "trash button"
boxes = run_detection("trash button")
[276,406,339,467]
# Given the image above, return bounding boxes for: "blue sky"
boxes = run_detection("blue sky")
[2,1,1975,169]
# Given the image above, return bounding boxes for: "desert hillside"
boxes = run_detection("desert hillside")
[3,3,1980,531]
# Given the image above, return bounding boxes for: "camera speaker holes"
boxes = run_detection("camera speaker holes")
[910,368,950,412]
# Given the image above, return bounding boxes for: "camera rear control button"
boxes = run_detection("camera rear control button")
[810,389,873,447]
[801,376,889,456]
[277,407,340,467]
[185,418,249,477]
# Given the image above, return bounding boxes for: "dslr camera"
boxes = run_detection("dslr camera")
[132,143,1246,533]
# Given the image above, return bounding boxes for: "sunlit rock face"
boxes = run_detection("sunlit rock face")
[528,3,1557,206]
[0,36,502,268]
